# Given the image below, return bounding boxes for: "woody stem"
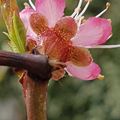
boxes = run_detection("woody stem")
[25,75,48,120]
[0,50,51,120]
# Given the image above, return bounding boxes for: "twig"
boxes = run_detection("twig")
[0,50,52,120]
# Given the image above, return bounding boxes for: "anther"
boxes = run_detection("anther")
[96,2,110,18]
[24,2,30,8]
[98,74,104,80]
[107,19,112,24]
[78,16,85,27]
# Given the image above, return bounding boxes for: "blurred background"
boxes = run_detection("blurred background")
[0,0,120,120]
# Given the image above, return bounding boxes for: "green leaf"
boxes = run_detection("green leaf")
[12,12,26,53]
[0,0,26,53]
[0,0,18,31]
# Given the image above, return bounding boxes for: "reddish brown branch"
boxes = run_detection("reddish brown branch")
[25,75,48,120]
[0,51,52,80]
[0,50,52,120]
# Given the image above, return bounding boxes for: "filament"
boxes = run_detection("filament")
[29,0,36,10]
[85,44,120,49]
[78,16,85,27]
[76,0,91,20]
[71,0,83,18]
[96,2,110,18]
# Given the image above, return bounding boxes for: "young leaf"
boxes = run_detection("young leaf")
[12,12,26,53]
[0,0,26,53]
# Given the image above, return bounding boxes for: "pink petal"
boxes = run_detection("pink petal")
[30,13,48,35]
[20,7,34,28]
[54,17,77,40]
[20,6,37,39]
[69,46,92,67]
[35,0,65,27]
[72,17,112,46]
[66,62,101,80]
[42,30,70,62]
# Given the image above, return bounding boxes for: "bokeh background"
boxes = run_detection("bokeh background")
[0,0,120,120]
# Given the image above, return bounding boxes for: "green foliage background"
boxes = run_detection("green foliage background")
[0,0,120,120]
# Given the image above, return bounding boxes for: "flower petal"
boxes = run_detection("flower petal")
[69,46,92,66]
[20,6,37,39]
[20,7,33,28]
[72,17,112,46]
[29,12,48,35]
[52,68,65,81]
[42,30,70,62]
[35,0,65,27]
[26,38,37,51]
[66,62,101,80]
[54,17,77,40]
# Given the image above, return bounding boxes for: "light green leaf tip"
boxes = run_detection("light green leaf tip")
[12,12,26,53]
[0,0,26,53]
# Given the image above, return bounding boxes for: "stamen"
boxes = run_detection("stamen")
[85,44,120,49]
[76,0,92,20]
[71,0,83,18]
[97,74,104,80]
[49,60,66,67]
[96,2,110,18]
[24,2,30,8]
[78,16,85,27]
[29,0,36,10]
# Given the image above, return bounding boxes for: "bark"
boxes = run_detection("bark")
[0,51,52,80]
[0,51,52,120]
[25,75,48,120]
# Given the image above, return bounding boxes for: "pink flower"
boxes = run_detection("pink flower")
[20,0,113,81]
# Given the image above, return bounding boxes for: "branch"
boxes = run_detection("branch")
[0,50,52,120]
[25,75,48,120]
[0,50,52,80]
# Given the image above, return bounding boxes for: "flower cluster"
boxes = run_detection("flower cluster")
[20,0,115,81]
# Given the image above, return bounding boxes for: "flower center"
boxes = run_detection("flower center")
[41,29,72,63]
